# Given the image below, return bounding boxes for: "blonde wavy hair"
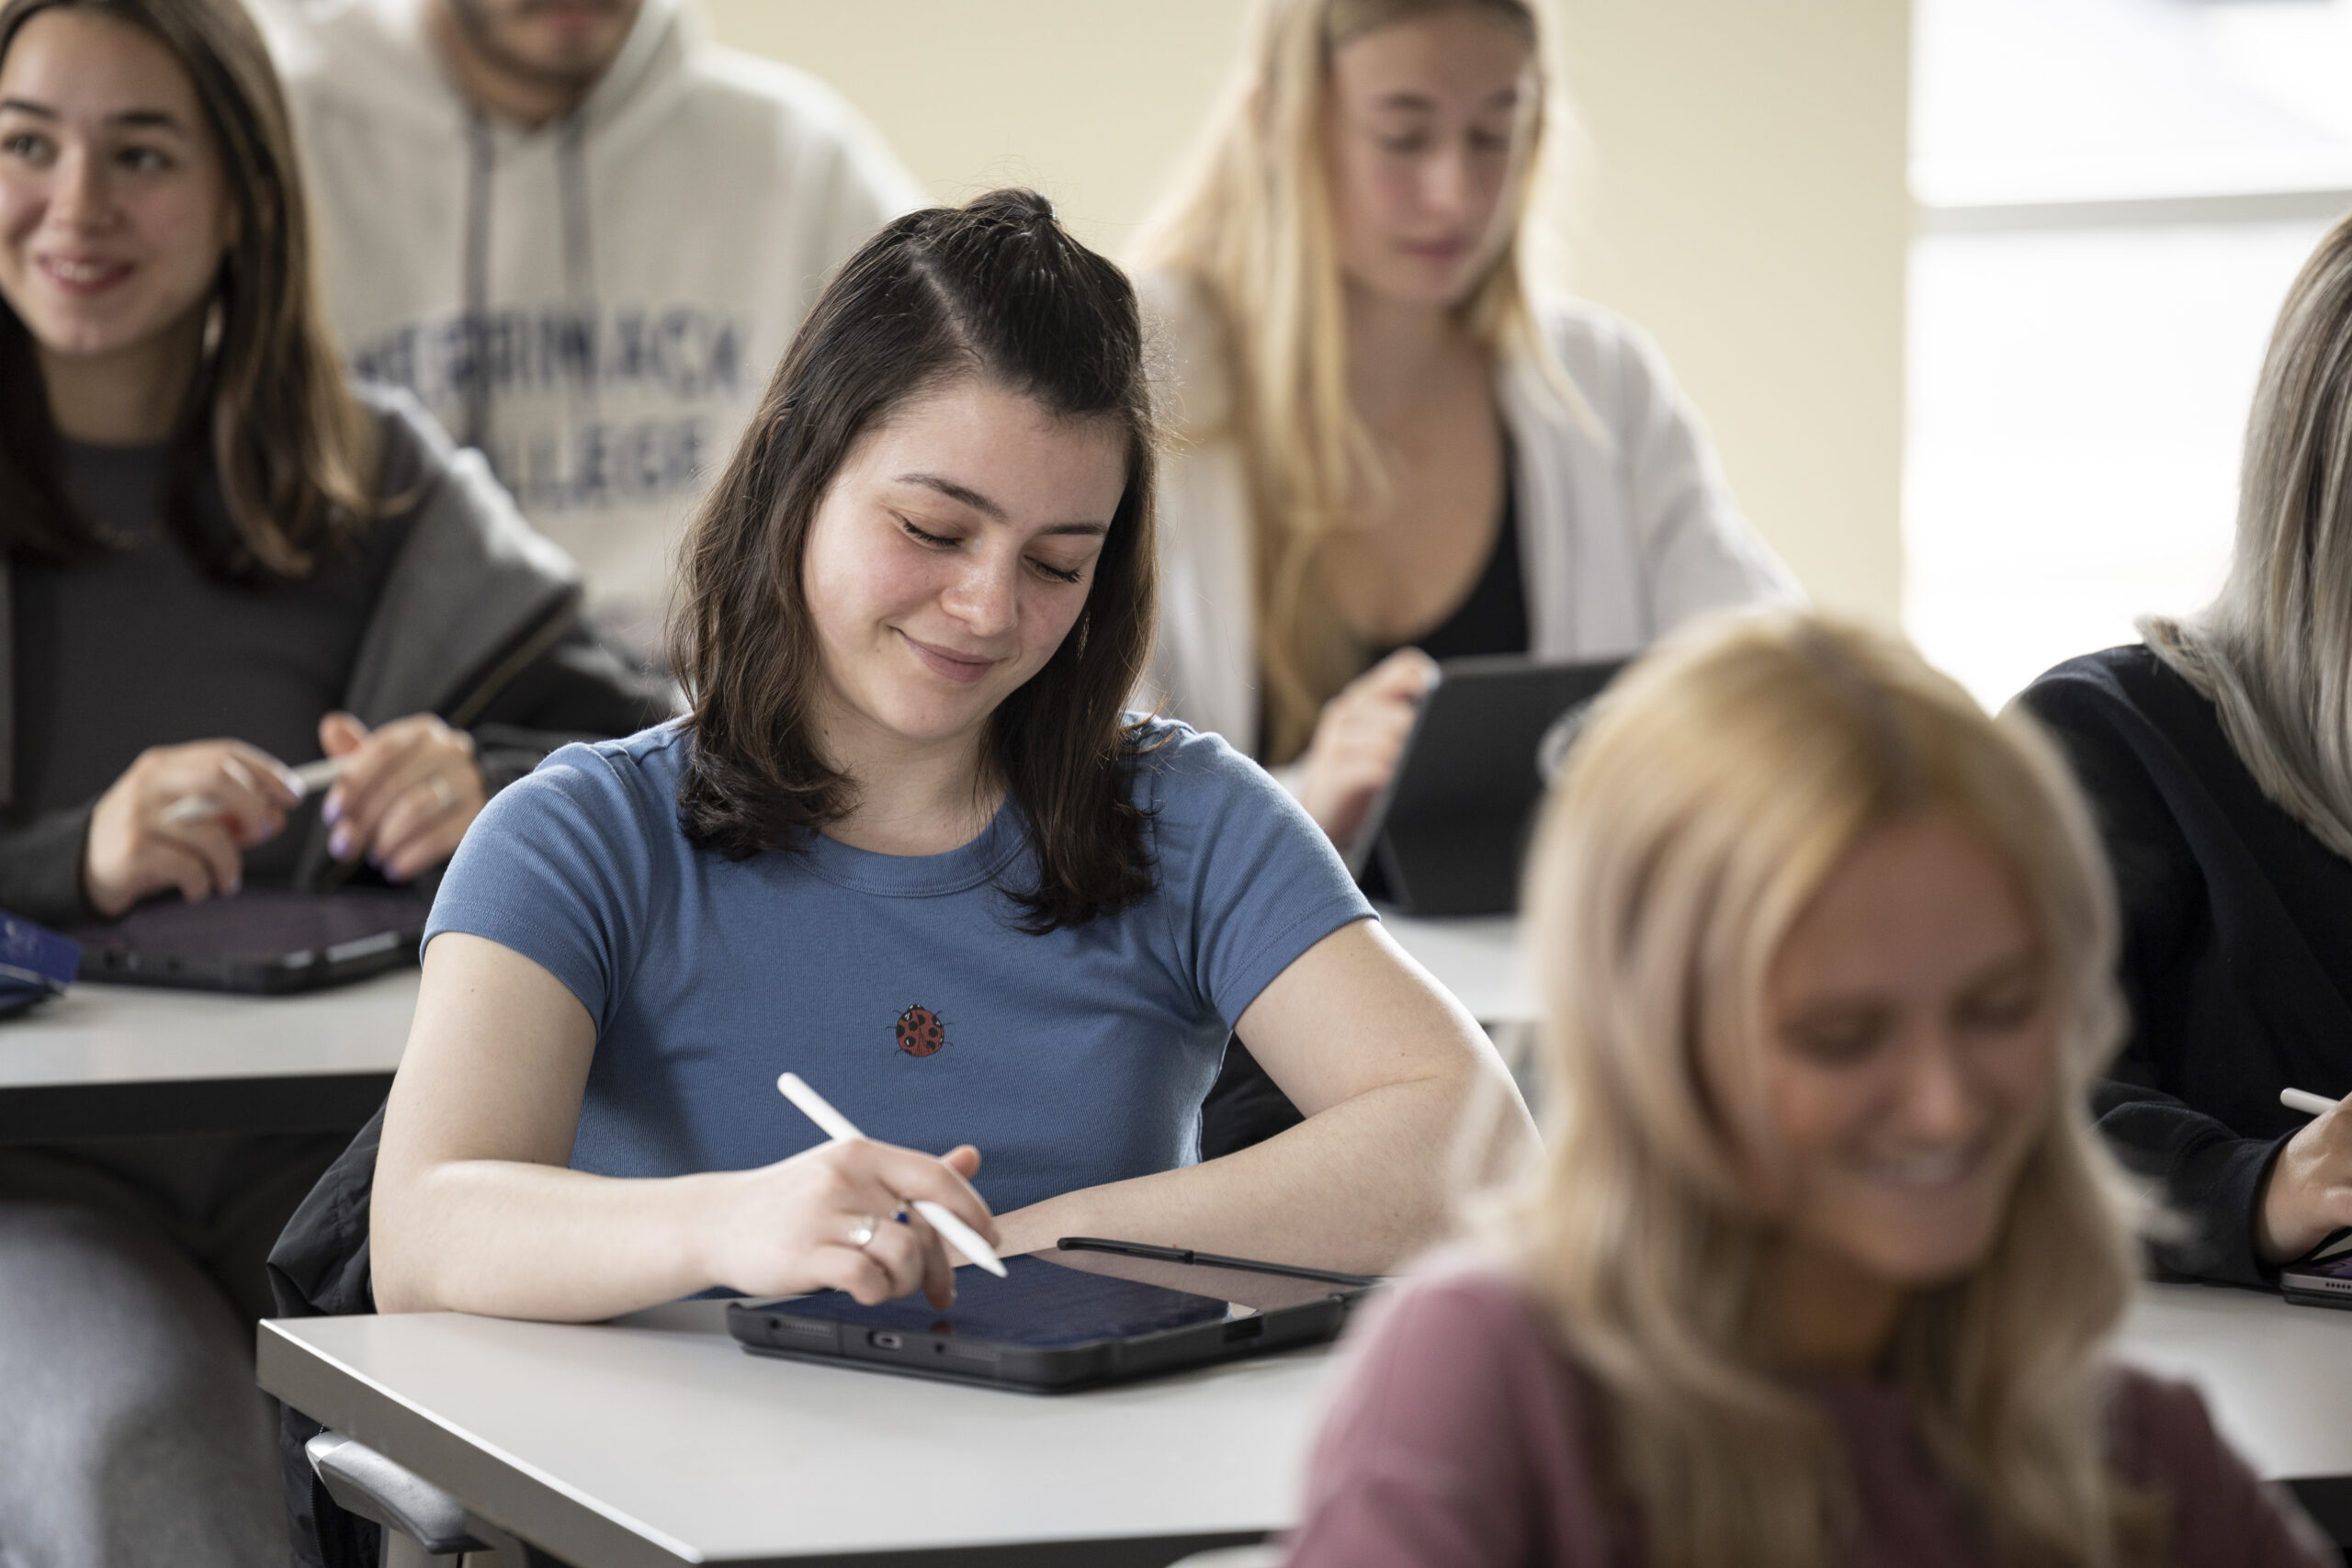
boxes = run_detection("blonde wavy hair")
[1506,610,2158,1568]
[1133,0,1550,764]
[2146,211,2352,864]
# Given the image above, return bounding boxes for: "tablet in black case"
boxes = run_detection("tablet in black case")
[1349,654,1628,917]
[726,1240,1378,1393]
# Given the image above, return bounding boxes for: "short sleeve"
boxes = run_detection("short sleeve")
[424,739,668,1032]
[1140,723,1374,1026]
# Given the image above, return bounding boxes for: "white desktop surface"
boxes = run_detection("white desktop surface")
[262,1297,1338,1568]
[261,1278,2352,1567]
[0,968,417,1089]
[2120,1280,2352,1482]
[1379,911,1532,1025]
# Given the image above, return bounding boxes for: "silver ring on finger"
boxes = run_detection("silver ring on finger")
[426,773,458,814]
[846,1214,879,1249]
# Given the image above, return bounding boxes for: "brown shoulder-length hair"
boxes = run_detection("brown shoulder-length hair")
[0,0,375,579]
[673,189,1160,933]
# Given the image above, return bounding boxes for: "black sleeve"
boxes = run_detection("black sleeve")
[2091,1077,2290,1286]
[0,802,96,927]
[2018,668,2283,1286]
[460,617,678,795]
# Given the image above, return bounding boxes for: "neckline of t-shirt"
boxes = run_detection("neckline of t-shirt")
[792,799,1029,897]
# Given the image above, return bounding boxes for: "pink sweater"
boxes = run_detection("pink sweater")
[1290,1262,2334,1567]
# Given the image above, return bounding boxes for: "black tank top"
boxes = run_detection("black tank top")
[1369,448,1529,664]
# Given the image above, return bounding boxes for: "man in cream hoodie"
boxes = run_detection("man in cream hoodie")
[266,0,925,649]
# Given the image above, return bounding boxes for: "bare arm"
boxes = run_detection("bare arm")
[992,919,1538,1274]
[370,932,999,1321]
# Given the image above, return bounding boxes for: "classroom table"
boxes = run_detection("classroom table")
[263,1294,1333,1568]
[260,1277,2352,1567]
[0,968,416,1143]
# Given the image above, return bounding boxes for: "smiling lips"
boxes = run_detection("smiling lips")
[36,254,131,295]
[1856,1139,1989,1191]
[899,630,1000,685]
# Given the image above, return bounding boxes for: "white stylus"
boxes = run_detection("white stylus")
[164,755,351,826]
[2282,1087,2339,1118]
[775,1072,1009,1277]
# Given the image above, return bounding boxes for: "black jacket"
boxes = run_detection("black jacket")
[2018,644,2352,1286]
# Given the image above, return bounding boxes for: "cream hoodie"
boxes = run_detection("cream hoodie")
[266,0,925,636]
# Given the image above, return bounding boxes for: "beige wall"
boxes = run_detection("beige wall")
[704,0,1908,623]
[1551,0,1910,623]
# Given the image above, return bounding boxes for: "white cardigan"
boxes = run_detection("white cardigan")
[1141,277,1802,758]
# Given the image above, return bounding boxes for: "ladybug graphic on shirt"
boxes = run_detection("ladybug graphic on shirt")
[895,1004,947,1057]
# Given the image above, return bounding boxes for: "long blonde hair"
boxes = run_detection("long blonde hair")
[1509,611,2155,1568]
[2145,211,2352,863]
[1133,0,1549,763]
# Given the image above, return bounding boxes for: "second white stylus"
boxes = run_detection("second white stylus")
[775,1071,1010,1278]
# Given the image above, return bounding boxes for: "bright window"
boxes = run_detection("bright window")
[1905,0,2352,706]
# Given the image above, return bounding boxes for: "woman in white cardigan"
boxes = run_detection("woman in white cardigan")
[1136,0,1796,850]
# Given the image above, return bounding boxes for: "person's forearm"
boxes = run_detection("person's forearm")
[995,1067,1537,1275]
[0,804,97,927]
[374,1159,726,1321]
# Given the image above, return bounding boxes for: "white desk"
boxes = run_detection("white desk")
[262,1297,1335,1568]
[0,969,416,1141]
[260,1278,2352,1565]
[1379,912,1532,1026]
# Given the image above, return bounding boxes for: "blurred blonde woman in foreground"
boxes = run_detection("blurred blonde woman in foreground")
[1289,612,2329,1567]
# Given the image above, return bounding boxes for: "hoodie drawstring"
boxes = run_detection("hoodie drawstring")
[461,108,494,453]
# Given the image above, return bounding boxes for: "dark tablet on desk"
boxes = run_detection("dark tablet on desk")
[2280,1232,2352,1309]
[64,887,432,995]
[1347,654,1628,916]
[727,1238,1378,1393]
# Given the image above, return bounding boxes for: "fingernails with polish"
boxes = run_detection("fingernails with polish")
[329,828,351,860]
[322,796,341,825]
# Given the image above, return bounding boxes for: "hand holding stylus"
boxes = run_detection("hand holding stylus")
[2264,1086,2352,1265]
[777,1073,1009,1278]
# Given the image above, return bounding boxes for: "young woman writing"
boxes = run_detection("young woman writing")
[1135,0,1797,847]
[0,1,668,1560]
[1290,613,2329,1567]
[2022,213,2352,1284]
[368,190,1536,1324]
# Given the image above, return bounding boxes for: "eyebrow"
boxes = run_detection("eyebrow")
[0,98,190,132]
[893,472,1110,536]
[1371,87,1523,114]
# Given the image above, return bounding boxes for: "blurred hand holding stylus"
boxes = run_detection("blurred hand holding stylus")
[84,739,310,917]
[164,753,349,826]
[777,1072,1010,1278]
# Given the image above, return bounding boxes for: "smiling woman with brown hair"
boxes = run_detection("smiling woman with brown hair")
[368,189,1534,1330]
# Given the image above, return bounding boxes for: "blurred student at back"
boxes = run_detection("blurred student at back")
[1133,0,1796,848]
[263,0,924,650]
[1291,613,2330,1568]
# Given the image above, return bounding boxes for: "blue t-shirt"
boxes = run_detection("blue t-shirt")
[424,717,1374,1213]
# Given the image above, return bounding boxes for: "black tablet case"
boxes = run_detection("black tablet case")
[727,1247,1374,1393]
[66,888,432,994]
[1350,655,1627,917]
